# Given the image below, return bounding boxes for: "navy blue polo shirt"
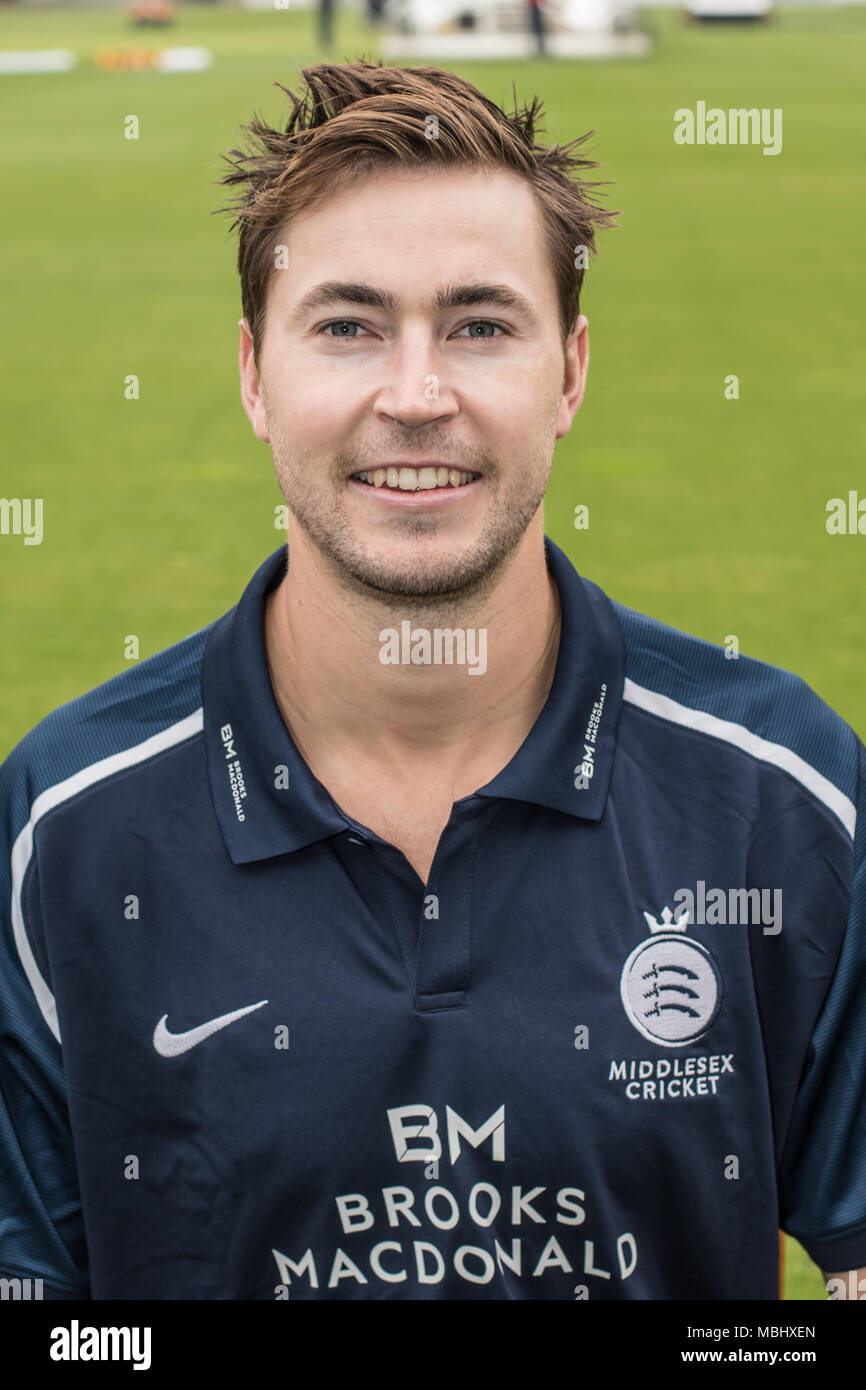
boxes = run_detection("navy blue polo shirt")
[1,537,865,1299]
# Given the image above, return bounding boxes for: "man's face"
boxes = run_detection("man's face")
[240,166,587,601]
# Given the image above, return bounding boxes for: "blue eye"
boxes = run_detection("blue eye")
[318,319,506,340]
[322,321,363,337]
[458,321,505,338]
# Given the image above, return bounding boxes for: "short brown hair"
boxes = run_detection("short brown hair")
[216,60,619,363]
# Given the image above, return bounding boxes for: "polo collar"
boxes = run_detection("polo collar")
[202,537,625,865]
[475,537,624,821]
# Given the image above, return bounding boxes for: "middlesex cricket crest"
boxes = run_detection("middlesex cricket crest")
[620,905,722,1047]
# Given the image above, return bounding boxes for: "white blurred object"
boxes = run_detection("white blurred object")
[0,50,77,74]
[393,0,639,32]
[396,0,499,29]
[684,0,772,13]
[155,46,214,72]
[562,0,618,28]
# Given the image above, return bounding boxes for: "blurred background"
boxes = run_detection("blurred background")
[1,0,864,1300]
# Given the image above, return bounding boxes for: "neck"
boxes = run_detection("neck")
[264,518,561,785]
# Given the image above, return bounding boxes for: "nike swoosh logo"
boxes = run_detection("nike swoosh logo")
[153,1000,268,1057]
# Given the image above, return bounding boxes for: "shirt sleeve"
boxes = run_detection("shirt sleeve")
[778,730,866,1274]
[0,741,90,1297]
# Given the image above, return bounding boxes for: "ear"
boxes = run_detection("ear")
[555,314,589,439]
[238,318,271,444]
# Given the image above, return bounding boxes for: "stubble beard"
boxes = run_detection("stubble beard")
[271,441,552,611]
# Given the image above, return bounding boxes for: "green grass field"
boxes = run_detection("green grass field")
[1,1,863,1300]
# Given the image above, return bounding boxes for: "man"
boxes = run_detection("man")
[0,61,863,1301]
[528,0,550,56]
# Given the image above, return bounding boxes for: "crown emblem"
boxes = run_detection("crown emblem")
[642,904,690,934]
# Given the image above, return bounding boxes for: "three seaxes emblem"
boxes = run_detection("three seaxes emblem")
[620,906,722,1047]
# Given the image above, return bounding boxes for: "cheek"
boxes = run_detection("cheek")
[268,383,337,455]
[481,395,553,463]
[488,364,559,422]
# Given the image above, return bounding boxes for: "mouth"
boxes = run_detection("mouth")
[352,466,480,492]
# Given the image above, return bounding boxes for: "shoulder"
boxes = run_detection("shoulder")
[0,621,215,850]
[611,597,861,838]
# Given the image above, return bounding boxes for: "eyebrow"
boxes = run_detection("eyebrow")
[290,281,540,326]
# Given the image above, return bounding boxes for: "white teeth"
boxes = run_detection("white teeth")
[357,467,477,490]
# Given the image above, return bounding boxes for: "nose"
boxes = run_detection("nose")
[373,327,459,428]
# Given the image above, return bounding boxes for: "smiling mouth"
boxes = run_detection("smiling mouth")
[353,466,479,492]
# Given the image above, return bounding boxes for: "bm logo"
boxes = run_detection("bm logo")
[220,722,237,759]
[574,745,595,790]
[387,1104,505,1165]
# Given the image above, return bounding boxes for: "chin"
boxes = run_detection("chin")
[339,544,509,606]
